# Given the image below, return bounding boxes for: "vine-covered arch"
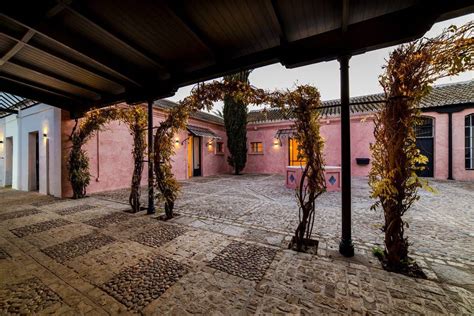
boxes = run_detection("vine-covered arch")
[369,22,473,274]
[67,105,147,212]
[154,78,326,251]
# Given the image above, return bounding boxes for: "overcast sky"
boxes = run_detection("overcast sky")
[169,14,473,111]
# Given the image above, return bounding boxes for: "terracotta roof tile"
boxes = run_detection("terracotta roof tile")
[154,99,224,125]
[155,80,473,125]
[248,80,474,123]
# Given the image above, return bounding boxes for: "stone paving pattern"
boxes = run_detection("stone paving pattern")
[10,218,71,237]
[55,204,97,216]
[0,208,42,221]
[101,255,187,311]
[0,176,473,314]
[130,222,187,248]
[82,211,133,228]
[208,241,277,281]
[0,277,62,314]
[42,232,116,263]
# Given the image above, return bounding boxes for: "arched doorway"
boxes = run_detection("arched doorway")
[415,116,434,177]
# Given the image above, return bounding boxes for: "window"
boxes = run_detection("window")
[250,142,263,154]
[289,138,307,166]
[415,117,434,138]
[216,142,224,154]
[466,114,474,170]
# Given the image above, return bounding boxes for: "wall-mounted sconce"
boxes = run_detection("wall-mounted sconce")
[273,138,281,147]
[43,133,48,138]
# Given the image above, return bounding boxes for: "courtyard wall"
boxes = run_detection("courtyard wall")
[60,105,230,197]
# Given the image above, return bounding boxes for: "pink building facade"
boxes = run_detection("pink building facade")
[60,102,231,197]
[53,81,474,197]
[244,81,474,182]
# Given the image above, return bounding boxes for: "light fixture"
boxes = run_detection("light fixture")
[43,133,48,138]
[0,140,3,144]
[273,138,281,146]
[175,138,179,144]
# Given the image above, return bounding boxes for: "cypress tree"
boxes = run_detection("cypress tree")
[223,70,251,175]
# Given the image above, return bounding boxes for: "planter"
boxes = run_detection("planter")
[356,158,370,165]
[286,165,341,191]
[288,237,319,254]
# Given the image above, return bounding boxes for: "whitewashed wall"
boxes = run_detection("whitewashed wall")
[0,104,62,197]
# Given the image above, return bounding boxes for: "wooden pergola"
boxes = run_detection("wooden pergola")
[1,0,472,257]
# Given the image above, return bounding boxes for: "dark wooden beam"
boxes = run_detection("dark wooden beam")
[64,4,169,74]
[0,29,35,66]
[271,0,288,44]
[281,4,440,67]
[0,73,88,103]
[165,1,221,59]
[341,0,349,33]
[0,76,85,110]
[7,59,108,98]
[0,108,19,114]
[0,30,130,92]
[1,14,147,87]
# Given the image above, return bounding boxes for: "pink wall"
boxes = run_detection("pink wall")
[61,106,474,197]
[244,121,292,174]
[245,115,375,177]
[453,108,474,181]
[428,112,448,180]
[61,106,230,197]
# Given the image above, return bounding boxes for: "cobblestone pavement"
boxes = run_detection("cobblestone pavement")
[0,176,473,315]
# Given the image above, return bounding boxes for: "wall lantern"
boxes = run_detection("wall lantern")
[273,138,281,147]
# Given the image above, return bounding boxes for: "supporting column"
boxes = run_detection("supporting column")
[338,55,354,257]
[448,112,453,180]
[147,99,155,214]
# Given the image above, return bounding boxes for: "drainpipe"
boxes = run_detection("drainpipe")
[338,55,354,257]
[96,131,100,182]
[147,99,155,214]
[448,112,453,180]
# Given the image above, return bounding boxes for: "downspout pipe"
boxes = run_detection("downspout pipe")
[147,99,155,214]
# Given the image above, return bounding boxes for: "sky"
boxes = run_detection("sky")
[169,14,473,111]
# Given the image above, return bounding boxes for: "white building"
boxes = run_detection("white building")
[0,100,62,197]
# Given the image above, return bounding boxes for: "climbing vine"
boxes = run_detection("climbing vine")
[67,105,147,212]
[277,86,326,252]
[154,77,270,219]
[155,76,327,249]
[68,107,120,199]
[369,22,473,274]
[118,106,147,212]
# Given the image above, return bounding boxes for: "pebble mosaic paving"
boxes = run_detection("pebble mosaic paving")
[41,232,116,263]
[101,255,187,312]
[54,204,97,216]
[82,211,133,228]
[10,218,72,237]
[130,223,187,248]
[0,278,61,314]
[0,176,473,314]
[0,208,41,221]
[208,241,277,281]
